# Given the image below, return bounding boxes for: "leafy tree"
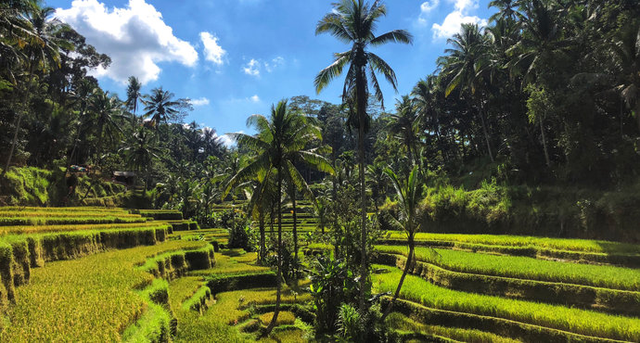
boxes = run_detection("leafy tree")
[3,5,72,175]
[224,100,333,334]
[315,0,412,311]
[126,76,142,117]
[438,23,495,162]
[88,90,125,166]
[122,127,162,190]
[141,87,189,129]
[380,165,427,321]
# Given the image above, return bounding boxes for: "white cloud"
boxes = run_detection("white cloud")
[452,0,478,12]
[265,56,284,72]
[243,59,260,76]
[56,0,198,85]
[418,0,440,25]
[200,32,226,65]
[432,11,487,39]
[219,131,243,147]
[250,95,260,103]
[243,56,285,77]
[190,97,210,106]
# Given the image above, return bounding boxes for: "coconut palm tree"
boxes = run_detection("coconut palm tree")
[387,95,422,168]
[88,90,125,165]
[438,23,495,162]
[314,0,412,311]
[125,76,142,124]
[121,126,162,190]
[141,87,183,129]
[224,100,333,334]
[380,165,427,321]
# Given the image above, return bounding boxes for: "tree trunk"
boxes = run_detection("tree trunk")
[380,235,415,322]
[635,101,640,134]
[265,169,283,335]
[479,107,494,163]
[539,117,551,168]
[3,64,39,177]
[259,211,266,263]
[2,110,24,177]
[292,191,298,276]
[356,64,368,313]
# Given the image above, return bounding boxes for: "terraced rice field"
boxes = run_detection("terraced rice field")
[375,231,640,342]
[0,206,312,341]
[2,205,640,342]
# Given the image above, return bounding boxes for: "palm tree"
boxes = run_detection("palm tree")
[315,0,412,311]
[387,95,421,168]
[125,76,142,124]
[246,169,277,263]
[141,87,183,129]
[610,19,640,132]
[380,165,425,321]
[224,100,333,334]
[438,23,495,162]
[488,0,521,24]
[122,127,162,190]
[88,90,125,165]
[3,5,72,176]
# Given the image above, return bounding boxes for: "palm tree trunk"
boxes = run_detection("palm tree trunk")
[2,110,24,177]
[635,101,640,134]
[478,104,495,163]
[292,191,298,277]
[356,65,368,313]
[380,234,414,322]
[259,211,266,264]
[539,117,551,168]
[265,169,283,335]
[3,70,36,177]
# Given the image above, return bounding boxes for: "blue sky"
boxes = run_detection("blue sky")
[48,0,495,144]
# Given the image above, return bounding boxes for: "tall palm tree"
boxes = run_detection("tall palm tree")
[387,95,421,168]
[125,76,142,122]
[121,127,162,190]
[141,87,182,129]
[439,23,495,162]
[380,165,426,321]
[314,0,412,311]
[224,100,333,334]
[3,4,72,176]
[88,90,125,165]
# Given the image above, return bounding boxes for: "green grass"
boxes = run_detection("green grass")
[0,240,208,342]
[376,245,640,291]
[383,231,640,255]
[372,265,640,342]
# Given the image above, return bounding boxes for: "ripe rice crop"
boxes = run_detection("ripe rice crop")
[0,206,128,213]
[0,240,208,342]
[0,211,141,218]
[373,265,640,342]
[0,216,147,226]
[0,221,167,236]
[376,245,640,291]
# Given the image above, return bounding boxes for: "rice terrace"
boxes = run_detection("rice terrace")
[1,0,639,342]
